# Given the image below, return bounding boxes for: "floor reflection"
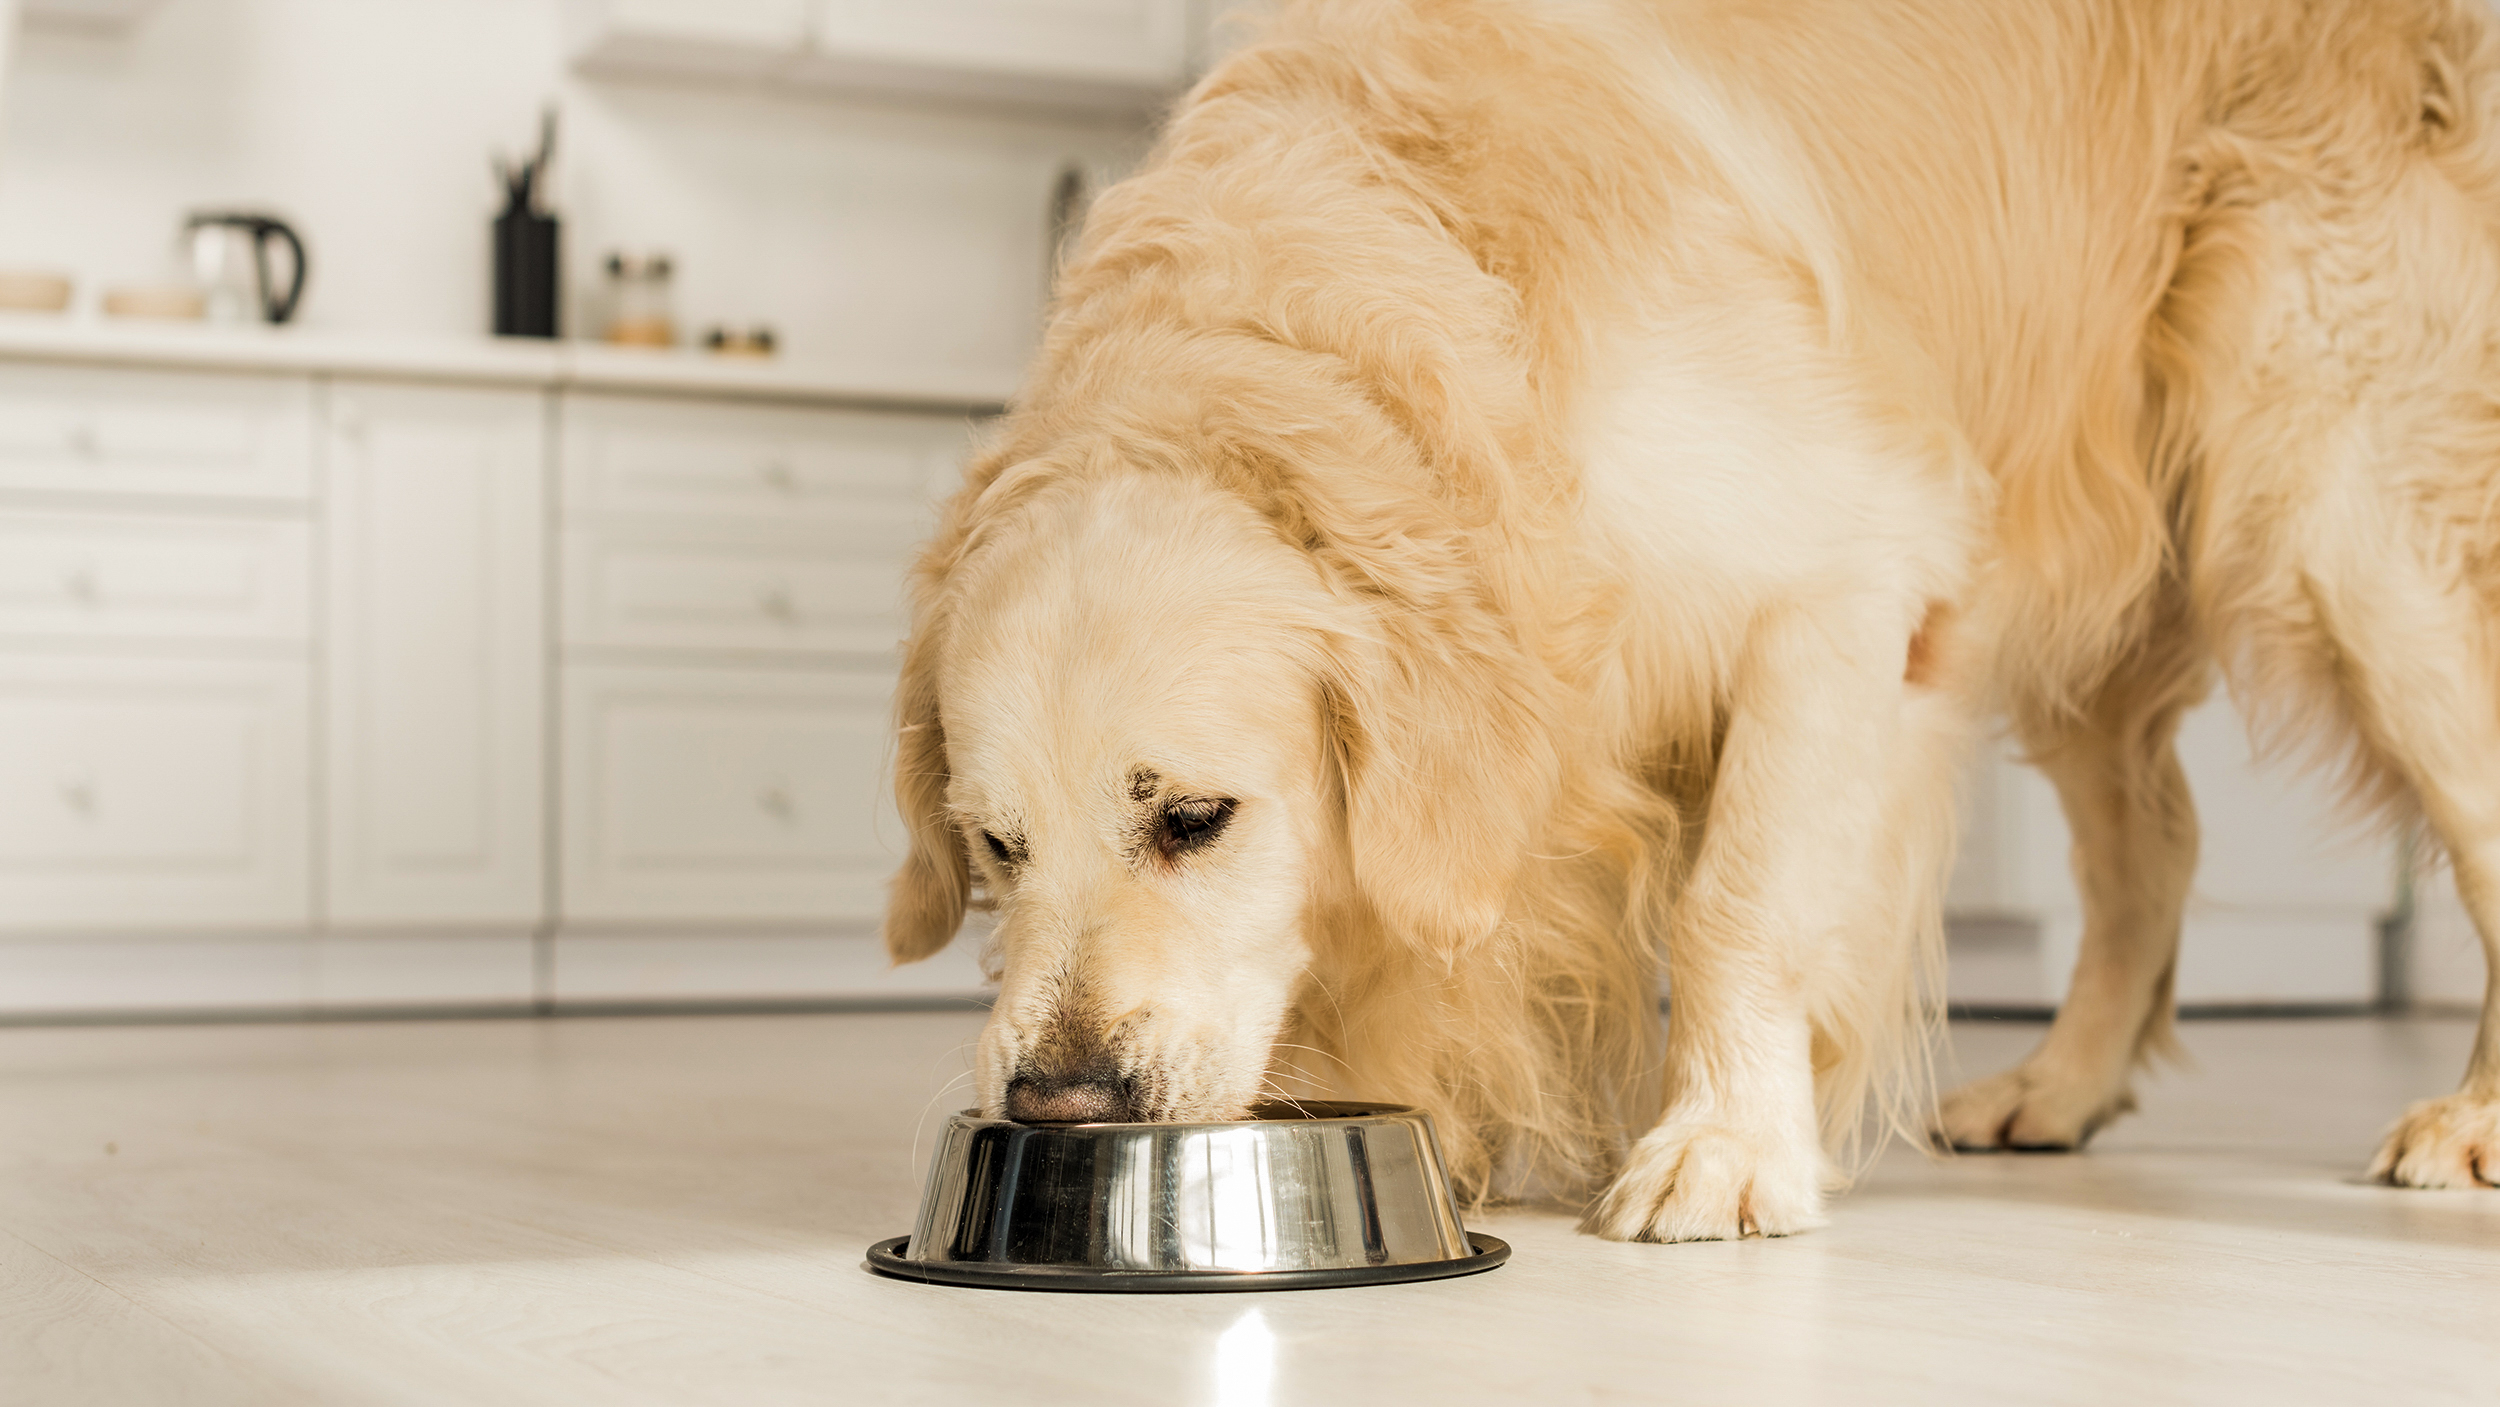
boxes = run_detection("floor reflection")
[1210,1306,1275,1407]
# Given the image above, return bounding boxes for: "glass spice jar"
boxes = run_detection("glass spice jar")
[602,252,676,347]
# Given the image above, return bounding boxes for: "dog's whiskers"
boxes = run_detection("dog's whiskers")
[1266,1040,1356,1093]
[909,1069,982,1180]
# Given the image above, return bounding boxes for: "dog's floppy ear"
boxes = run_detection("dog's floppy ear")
[1323,600,1561,954]
[885,625,968,964]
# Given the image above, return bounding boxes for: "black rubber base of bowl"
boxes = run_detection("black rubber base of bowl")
[864,1232,1509,1293]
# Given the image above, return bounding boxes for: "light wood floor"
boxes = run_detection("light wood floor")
[3,1010,2496,1405]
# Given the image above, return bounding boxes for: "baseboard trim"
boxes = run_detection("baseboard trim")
[0,927,996,1022]
[2,994,2442,1031]
[1947,1000,2387,1023]
[1943,1004,2055,1022]
[0,992,995,1029]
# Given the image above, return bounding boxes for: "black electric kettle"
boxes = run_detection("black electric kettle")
[182,212,309,325]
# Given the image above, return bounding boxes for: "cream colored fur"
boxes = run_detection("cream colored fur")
[888,0,2500,1241]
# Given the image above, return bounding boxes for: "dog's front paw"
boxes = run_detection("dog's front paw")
[1933,1060,2133,1152]
[1582,1118,1825,1242]
[2370,1094,2500,1188]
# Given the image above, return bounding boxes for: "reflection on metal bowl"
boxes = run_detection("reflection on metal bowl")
[867,1101,1508,1292]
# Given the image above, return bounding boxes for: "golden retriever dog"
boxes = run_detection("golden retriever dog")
[885,0,2500,1241]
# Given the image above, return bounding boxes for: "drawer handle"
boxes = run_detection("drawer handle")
[757,786,795,821]
[757,586,797,623]
[759,460,798,493]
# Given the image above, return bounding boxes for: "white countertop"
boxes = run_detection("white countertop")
[0,315,1018,412]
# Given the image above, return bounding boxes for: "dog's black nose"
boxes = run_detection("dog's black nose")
[1004,1073,1140,1123]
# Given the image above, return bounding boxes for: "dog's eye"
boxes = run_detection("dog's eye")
[1154,798,1236,860]
[980,831,1016,867]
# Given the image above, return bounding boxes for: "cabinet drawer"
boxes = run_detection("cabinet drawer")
[0,511,311,643]
[0,657,311,929]
[0,362,314,502]
[562,665,899,923]
[562,523,912,657]
[561,393,968,526]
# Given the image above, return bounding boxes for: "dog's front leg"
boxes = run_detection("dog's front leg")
[1587,601,1910,1242]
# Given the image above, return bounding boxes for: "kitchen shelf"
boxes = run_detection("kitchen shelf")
[565,0,1195,118]
[20,0,171,30]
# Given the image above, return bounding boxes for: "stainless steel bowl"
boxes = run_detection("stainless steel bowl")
[866,1101,1508,1292]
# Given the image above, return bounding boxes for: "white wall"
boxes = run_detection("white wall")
[1945,698,2400,1009]
[2409,865,2492,1010]
[0,0,1152,380]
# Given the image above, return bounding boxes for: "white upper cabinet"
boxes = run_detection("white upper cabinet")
[20,1,175,31]
[322,382,548,929]
[569,0,1194,114]
[565,0,811,79]
[802,0,1191,111]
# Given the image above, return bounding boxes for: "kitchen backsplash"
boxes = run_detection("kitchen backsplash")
[0,0,1153,378]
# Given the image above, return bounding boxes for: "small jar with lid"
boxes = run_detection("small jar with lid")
[602,252,676,347]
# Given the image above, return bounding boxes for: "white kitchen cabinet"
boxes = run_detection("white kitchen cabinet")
[568,0,1193,113]
[322,382,548,928]
[799,0,1191,111]
[21,0,175,32]
[561,663,900,924]
[560,392,965,528]
[0,335,998,1016]
[560,522,918,658]
[0,655,311,929]
[1945,698,2396,1008]
[0,363,313,502]
[563,0,811,79]
[0,510,310,644]
[556,394,968,932]
[0,359,315,936]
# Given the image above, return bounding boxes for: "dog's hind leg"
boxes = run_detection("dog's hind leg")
[2332,598,2500,1187]
[2163,124,2500,1186]
[1935,607,2207,1151]
[2290,530,2500,1187]
[2204,454,2500,1186]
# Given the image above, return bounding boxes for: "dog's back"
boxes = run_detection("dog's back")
[1224,0,2497,715]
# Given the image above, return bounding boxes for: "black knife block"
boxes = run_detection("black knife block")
[493,210,559,339]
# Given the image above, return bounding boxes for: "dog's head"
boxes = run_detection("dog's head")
[886,453,1560,1123]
